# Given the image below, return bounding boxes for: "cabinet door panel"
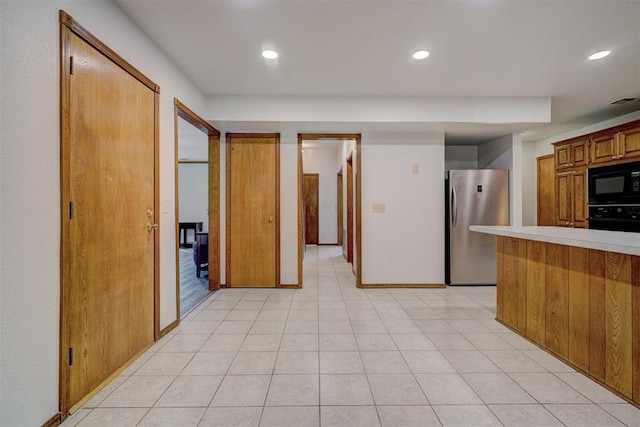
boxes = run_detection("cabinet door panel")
[618,126,640,161]
[591,134,617,166]
[571,170,587,228]
[571,139,589,168]
[555,173,571,226]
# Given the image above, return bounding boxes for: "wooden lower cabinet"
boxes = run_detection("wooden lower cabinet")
[496,236,640,406]
[555,169,586,228]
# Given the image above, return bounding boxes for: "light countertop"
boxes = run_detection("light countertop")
[470,225,640,256]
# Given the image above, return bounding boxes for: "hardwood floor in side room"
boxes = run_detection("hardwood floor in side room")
[180,248,212,317]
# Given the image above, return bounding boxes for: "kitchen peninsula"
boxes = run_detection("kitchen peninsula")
[471,225,640,406]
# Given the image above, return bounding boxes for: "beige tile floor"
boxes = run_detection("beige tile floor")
[63,245,640,426]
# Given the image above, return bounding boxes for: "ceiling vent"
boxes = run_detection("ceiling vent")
[610,97,638,105]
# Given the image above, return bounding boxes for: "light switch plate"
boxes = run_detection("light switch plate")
[412,164,420,174]
[161,198,169,214]
[372,203,386,213]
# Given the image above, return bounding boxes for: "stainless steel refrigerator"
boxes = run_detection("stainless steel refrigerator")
[445,169,509,285]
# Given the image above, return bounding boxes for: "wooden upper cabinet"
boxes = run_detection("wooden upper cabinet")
[590,132,617,166]
[618,124,640,161]
[554,138,589,170]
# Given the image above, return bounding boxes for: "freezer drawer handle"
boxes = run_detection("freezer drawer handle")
[451,185,458,227]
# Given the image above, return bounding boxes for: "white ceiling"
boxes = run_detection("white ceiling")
[117,0,640,144]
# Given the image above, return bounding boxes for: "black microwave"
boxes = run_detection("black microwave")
[588,160,640,205]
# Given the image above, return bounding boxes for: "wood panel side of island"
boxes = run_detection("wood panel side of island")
[605,252,633,397]
[589,249,606,383]
[494,236,640,406]
[526,240,546,344]
[568,246,590,372]
[545,243,569,359]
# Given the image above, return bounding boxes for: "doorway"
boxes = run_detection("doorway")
[226,133,280,287]
[304,173,320,244]
[537,154,555,226]
[59,12,159,415]
[297,134,362,287]
[174,99,220,319]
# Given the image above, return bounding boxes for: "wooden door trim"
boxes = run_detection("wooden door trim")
[297,134,362,288]
[226,133,280,287]
[303,173,320,244]
[59,11,160,418]
[337,168,343,247]
[60,11,159,94]
[173,99,221,324]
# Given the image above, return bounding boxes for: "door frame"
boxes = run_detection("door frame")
[173,99,220,322]
[297,134,362,287]
[303,173,320,244]
[337,168,343,247]
[59,11,160,417]
[226,133,281,287]
[346,153,354,266]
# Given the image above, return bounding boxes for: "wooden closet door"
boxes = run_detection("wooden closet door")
[227,134,280,287]
[304,174,319,244]
[66,30,156,408]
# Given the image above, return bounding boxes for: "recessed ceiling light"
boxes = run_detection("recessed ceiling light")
[262,50,278,59]
[588,50,610,60]
[412,50,429,60]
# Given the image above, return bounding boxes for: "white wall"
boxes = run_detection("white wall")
[361,138,445,284]
[478,133,524,226]
[339,140,357,265]
[303,147,340,244]
[445,145,478,170]
[521,142,537,226]
[0,2,205,425]
[178,164,209,239]
[280,133,299,285]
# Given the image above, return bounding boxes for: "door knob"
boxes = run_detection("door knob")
[147,223,159,231]
[268,216,275,223]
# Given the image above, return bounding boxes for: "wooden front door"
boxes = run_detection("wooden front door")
[227,133,280,287]
[537,154,555,226]
[61,19,158,411]
[304,174,319,244]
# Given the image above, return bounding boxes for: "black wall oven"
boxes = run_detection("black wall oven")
[587,160,640,232]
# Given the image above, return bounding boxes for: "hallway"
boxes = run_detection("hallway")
[63,246,640,426]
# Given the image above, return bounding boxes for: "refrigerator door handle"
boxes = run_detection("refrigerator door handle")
[451,185,457,227]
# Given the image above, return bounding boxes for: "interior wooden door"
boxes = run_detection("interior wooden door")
[227,133,279,287]
[304,174,319,244]
[537,154,555,226]
[346,155,354,263]
[64,29,156,408]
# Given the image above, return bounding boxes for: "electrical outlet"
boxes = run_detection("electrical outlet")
[372,203,385,213]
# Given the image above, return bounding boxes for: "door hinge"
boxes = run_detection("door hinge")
[68,347,73,366]
[69,201,74,220]
[70,56,74,75]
